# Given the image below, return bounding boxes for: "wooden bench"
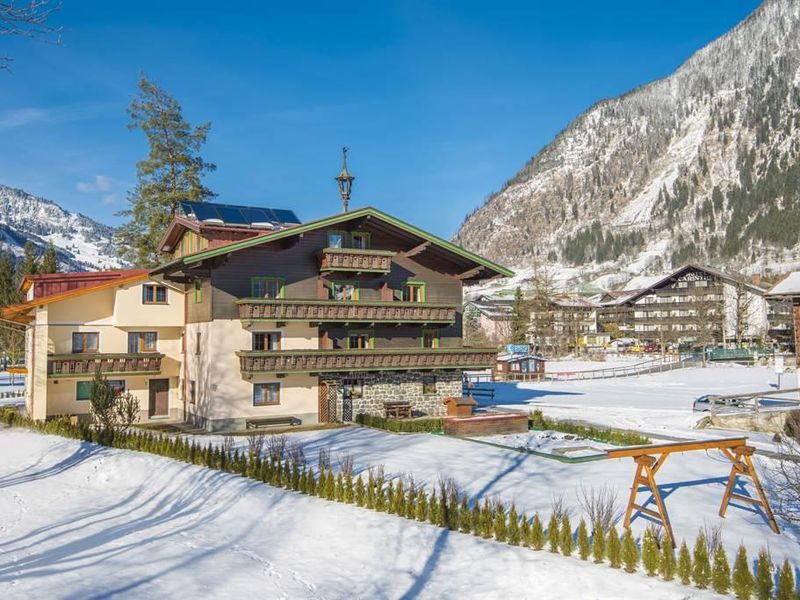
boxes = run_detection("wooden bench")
[384,401,412,419]
[246,416,301,430]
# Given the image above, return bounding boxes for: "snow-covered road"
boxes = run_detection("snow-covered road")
[0,429,720,599]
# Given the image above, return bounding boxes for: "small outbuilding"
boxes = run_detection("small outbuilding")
[495,353,546,381]
[444,395,478,418]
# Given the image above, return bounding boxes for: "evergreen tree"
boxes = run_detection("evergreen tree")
[732,545,754,600]
[713,545,731,595]
[660,539,676,582]
[18,241,38,279]
[415,489,428,522]
[641,528,659,577]
[776,559,795,600]
[693,533,711,589]
[470,501,481,535]
[591,521,605,563]
[607,526,622,569]
[621,527,639,573]
[755,550,773,600]
[0,251,19,306]
[40,241,58,273]
[678,540,693,585]
[459,497,471,534]
[117,74,216,266]
[559,515,573,557]
[354,475,365,506]
[494,502,508,542]
[480,498,494,539]
[577,519,590,560]
[547,513,560,553]
[530,513,545,550]
[519,513,531,548]
[344,472,354,504]
[510,287,529,344]
[507,504,521,546]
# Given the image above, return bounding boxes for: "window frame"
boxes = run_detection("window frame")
[350,231,371,250]
[346,329,374,350]
[326,230,347,249]
[76,380,92,401]
[250,277,285,299]
[404,281,427,303]
[72,331,99,354]
[422,374,437,395]
[128,331,158,353]
[142,284,168,305]
[421,328,440,349]
[330,280,359,302]
[252,330,282,351]
[253,381,281,406]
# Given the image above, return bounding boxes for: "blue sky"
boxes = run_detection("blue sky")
[0,1,761,238]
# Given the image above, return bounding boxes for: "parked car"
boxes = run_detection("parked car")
[643,343,659,353]
[692,394,749,412]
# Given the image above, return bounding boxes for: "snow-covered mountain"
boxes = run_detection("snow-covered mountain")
[0,184,122,271]
[454,0,800,290]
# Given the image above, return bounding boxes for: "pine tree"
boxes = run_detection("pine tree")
[40,241,58,274]
[354,475,365,506]
[641,528,659,577]
[547,513,560,553]
[732,545,754,600]
[776,559,795,600]
[394,479,405,517]
[713,546,731,595]
[459,497,472,534]
[117,74,216,266]
[344,472,354,504]
[0,251,20,306]
[607,527,622,569]
[480,499,494,539]
[510,286,529,344]
[559,515,573,557]
[335,472,345,502]
[755,550,773,600]
[520,513,531,548]
[693,533,711,589]
[506,504,521,546]
[470,501,481,536]
[494,502,508,543]
[386,481,395,514]
[660,539,676,582]
[415,489,428,522]
[621,527,639,573]
[577,519,590,560]
[530,513,545,550]
[591,521,605,564]
[18,241,39,279]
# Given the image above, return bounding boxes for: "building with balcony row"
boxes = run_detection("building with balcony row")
[3,202,512,431]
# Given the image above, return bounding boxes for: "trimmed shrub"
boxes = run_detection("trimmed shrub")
[507,504,521,546]
[621,527,639,573]
[355,414,443,433]
[732,545,754,600]
[641,528,659,577]
[712,546,731,595]
[607,527,621,569]
[494,502,508,543]
[547,513,560,553]
[591,521,605,564]
[776,558,795,600]
[692,533,711,589]
[755,550,773,600]
[660,539,676,582]
[530,513,545,550]
[577,519,590,561]
[559,515,573,557]
[529,409,650,446]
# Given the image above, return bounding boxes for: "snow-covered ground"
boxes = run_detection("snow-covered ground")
[544,356,653,373]
[475,430,611,458]
[0,429,720,599]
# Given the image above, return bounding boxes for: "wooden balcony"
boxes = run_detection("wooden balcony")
[237,299,458,324]
[237,348,498,374]
[47,353,164,377]
[319,248,395,274]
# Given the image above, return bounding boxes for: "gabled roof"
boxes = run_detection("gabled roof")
[766,272,800,297]
[20,269,147,297]
[624,263,766,303]
[152,206,515,280]
[2,270,149,323]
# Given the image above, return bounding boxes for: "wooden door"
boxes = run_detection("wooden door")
[149,379,170,417]
[318,381,337,423]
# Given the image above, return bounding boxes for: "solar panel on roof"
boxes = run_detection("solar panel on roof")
[242,207,269,223]
[271,209,301,224]
[190,203,222,222]
[217,206,248,224]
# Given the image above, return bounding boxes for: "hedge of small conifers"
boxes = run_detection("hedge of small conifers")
[1,408,796,599]
[530,409,651,447]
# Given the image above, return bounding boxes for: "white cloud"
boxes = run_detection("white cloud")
[0,102,116,130]
[76,175,114,194]
[0,107,49,129]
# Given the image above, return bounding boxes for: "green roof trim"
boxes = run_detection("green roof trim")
[151,206,515,279]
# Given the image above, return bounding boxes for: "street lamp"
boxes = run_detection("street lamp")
[335,146,355,212]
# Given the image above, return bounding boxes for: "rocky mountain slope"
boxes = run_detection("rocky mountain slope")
[0,184,121,271]
[454,0,800,288]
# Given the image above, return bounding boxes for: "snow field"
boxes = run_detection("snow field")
[0,429,720,599]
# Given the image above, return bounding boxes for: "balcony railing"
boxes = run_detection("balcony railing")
[47,353,164,377]
[237,299,458,324]
[319,248,395,274]
[237,347,497,374]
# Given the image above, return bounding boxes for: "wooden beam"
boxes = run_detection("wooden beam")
[401,241,431,258]
[456,265,485,280]
[607,437,748,459]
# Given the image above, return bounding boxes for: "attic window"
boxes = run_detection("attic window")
[143,285,168,304]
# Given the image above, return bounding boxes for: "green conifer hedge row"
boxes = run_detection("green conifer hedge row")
[530,409,651,446]
[1,407,795,599]
[355,413,444,433]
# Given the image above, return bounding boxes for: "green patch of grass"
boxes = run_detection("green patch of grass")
[529,409,650,447]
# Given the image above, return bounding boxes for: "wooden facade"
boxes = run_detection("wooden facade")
[238,298,457,324]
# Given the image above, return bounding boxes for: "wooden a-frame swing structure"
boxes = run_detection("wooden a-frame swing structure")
[607,437,780,545]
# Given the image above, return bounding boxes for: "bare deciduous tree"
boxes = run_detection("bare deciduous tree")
[1,1,62,71]
[770,410,800,523]
[578,484,620,532]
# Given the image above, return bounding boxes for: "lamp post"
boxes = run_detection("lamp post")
[335,146,355,212]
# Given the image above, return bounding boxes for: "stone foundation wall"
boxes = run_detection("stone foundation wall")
[325,370,462,419]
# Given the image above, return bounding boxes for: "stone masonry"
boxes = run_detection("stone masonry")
[325,369,462,419]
